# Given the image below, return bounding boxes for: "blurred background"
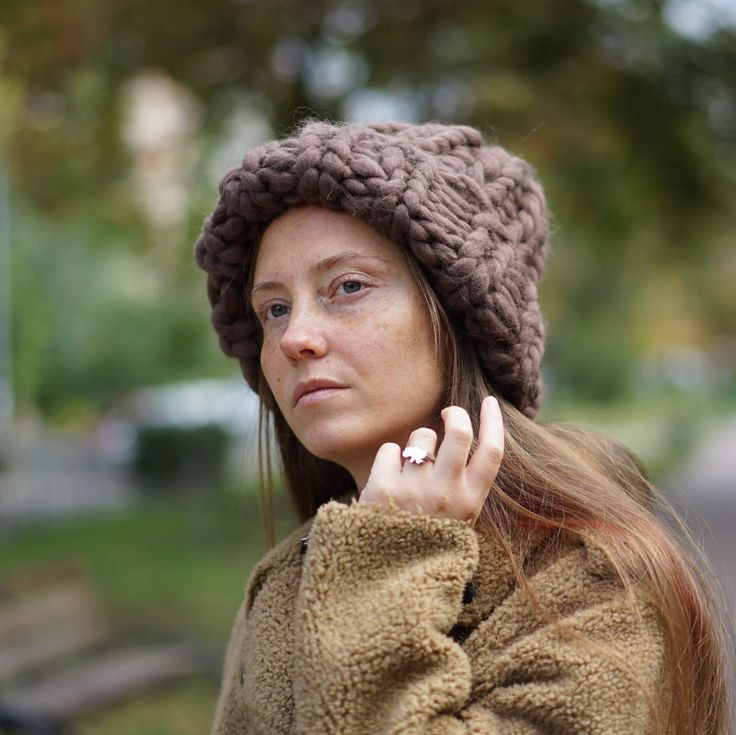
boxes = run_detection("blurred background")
[0,0,734,731]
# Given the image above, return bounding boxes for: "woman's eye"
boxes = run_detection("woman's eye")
[339,280,363,295]
[266,303,289,320]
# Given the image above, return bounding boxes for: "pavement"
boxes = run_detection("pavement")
[666,418,736,607]
[664,416,736,708]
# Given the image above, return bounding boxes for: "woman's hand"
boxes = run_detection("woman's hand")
[358,396,504,526]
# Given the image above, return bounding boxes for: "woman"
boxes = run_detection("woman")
[195,120,729,734]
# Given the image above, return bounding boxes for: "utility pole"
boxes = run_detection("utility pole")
[0,155,14,445]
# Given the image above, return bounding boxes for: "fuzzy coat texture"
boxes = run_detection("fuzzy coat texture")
[212,495,669,734]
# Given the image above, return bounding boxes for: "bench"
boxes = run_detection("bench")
[0,562,218,733]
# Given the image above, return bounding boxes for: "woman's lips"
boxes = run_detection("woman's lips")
[295,386,347,407]
[293,380,349,407]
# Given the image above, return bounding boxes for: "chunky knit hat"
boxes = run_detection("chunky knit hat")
[195,120,549,418]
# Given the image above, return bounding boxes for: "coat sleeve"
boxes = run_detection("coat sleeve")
[293,499,669,735]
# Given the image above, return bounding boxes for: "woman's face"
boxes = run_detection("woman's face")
[251,205,445,488]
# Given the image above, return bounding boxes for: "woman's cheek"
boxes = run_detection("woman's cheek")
[260,341,283,387]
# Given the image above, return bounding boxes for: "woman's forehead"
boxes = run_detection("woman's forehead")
[255,205,403,274]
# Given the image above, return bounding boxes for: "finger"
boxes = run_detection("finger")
[466,396,504,492]
[361,442,402,503]
[435,406,473,477]
[402,427,437,468]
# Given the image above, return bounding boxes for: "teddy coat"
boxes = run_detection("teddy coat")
[211,494,669,734]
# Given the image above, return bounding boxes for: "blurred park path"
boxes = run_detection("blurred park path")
[664,415,736,696]
[666,416,736,595]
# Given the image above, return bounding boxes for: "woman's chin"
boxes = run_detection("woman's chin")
[299,434,370,470]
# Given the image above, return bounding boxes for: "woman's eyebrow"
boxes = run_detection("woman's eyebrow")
[250,251,390,300]
[310,251,390,274]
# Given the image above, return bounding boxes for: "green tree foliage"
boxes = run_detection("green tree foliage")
[1,0,734,412]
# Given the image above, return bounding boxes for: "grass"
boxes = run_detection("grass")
[0,486,299,733]
[74,678,222,735]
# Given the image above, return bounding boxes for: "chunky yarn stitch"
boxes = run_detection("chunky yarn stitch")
[195,120,549,418]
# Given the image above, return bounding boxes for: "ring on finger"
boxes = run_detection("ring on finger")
[402,446,436,465]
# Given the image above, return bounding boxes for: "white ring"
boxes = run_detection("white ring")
[402,446,436,465]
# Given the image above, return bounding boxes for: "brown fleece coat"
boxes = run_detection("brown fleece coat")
[212,495,669,734]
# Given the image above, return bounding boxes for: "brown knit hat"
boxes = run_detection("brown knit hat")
[195,120,549,418]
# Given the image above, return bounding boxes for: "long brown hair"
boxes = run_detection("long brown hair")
[251,247,731,735]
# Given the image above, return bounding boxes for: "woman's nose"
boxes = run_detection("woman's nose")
[279,306,328,361]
